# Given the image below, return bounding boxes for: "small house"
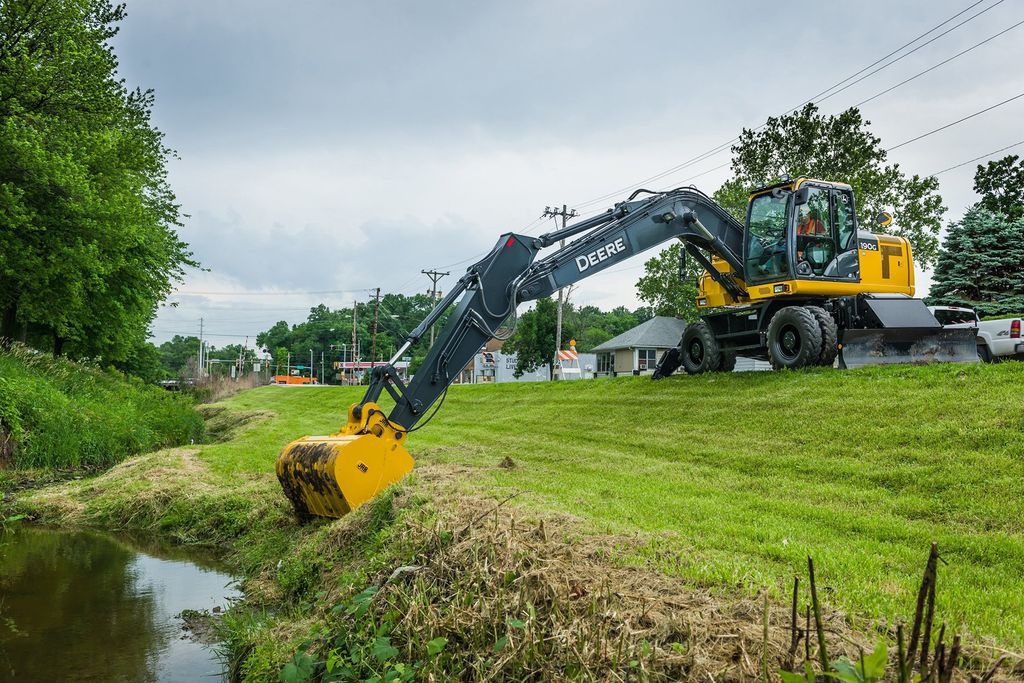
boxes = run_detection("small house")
[591,316,687,376]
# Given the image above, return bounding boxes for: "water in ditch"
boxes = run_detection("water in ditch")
[0,524,239,682]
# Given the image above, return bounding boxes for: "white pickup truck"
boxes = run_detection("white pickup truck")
[928,306,1024,362]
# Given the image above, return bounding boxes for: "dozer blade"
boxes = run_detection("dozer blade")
[839,327,979,369]
[276,402,414,519]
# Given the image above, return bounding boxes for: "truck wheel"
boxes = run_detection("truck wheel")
[767,306,823,370]
[716,350,737,372]
[977,344,994,363]
[679,320,722,375]
[806,305,838,367]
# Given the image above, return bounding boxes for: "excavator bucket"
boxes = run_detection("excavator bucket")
[276,402,414,519]
[839,327,979,369]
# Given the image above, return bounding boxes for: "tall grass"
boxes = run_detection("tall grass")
[0,344,204,470]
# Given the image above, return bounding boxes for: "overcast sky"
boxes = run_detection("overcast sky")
[115,0,1024,349]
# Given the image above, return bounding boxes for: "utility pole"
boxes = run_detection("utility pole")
[351,298,358,362]
[542,204,578,379]
[197,317,204,378]
[422,269,449,347]
[370,287,381,370]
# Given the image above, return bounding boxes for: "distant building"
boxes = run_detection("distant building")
[591,316,687,376]
[472,350,598,383]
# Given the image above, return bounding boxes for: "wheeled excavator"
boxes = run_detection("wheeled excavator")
[277,178,977,519]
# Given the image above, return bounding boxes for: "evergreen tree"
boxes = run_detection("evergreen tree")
[927,207,1024,316]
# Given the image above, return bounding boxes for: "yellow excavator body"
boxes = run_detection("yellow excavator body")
[276,401,414,519]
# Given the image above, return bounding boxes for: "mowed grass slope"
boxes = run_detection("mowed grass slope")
[211,362,1024,648]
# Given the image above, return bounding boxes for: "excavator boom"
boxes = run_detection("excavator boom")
[277,188,747,518]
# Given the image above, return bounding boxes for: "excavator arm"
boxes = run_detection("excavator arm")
[277,187,748,519]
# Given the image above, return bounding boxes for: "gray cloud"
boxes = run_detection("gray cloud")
[116,0,1024,346]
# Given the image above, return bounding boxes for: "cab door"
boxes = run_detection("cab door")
[744,191,791,284]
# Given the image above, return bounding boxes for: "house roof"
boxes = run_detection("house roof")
[591,316,687,352]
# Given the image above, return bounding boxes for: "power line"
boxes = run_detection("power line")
[927,138,1024,176]
[886,90,1024,152]
[853,15,1024,109]
[568,0,1005,211]
[813,0,1008,107]
[177,288,377,296]
[152,330,260,338]
[793,0,993,108]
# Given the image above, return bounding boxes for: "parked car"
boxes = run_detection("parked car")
[928,306,1023,362]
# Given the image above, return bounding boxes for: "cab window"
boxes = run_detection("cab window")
[745,193,789,282]
[834,189,856,251]
[795,187,835,276]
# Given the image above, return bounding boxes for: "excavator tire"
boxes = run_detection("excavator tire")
[767,306,823,370]
[806,306,839,367]
[679,320,722,375]
[716,350,737,372]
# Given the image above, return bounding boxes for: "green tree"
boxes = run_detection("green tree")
[113,341,167,383]
[157,335,199,375]
[634,243,700,320]
[926,207,1024,316]
[502,297,574,377]
[712,103,945,266]
[0,0,194,358]
[257,321,292,354]
[973,154,1024,221]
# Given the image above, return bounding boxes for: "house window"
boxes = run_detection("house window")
[637,348,658,370]
[597,352,614,374]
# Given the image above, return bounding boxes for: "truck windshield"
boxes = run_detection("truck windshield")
[746,193,789,282]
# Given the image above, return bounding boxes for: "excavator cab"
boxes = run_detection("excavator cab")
[742,180,863,288]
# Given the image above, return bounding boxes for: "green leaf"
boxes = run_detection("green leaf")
[825,662,862,683]
[493,635,509,653]
[506,618,526,630]
[372,636,399,662]
[280,651,316,683]
[347,586,378,619]
[280,662,299,683]
[862,640,887,681]
[780,670,813,683]
[427,637,448,657]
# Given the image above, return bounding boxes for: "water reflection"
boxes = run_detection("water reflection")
[0,526,238,682]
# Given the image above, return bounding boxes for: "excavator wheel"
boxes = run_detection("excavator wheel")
[767,306,823,370]
[679,320,722,375]
[716,350,737,372]
[806,306,839,367]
